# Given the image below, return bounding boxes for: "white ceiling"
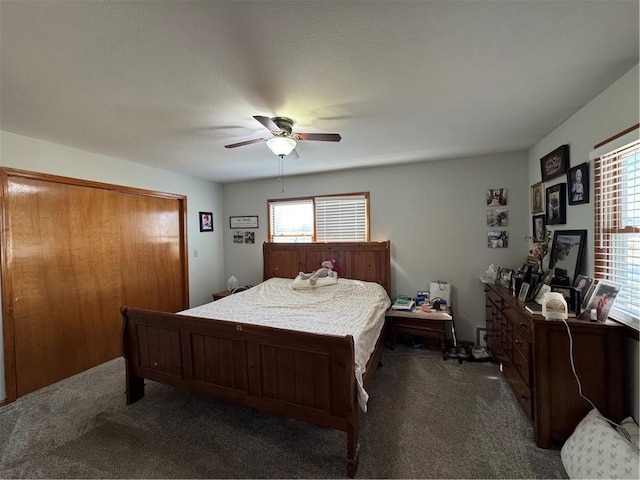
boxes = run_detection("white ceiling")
[1,1,638,184]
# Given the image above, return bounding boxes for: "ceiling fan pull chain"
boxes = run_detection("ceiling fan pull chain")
[278,156,285,193]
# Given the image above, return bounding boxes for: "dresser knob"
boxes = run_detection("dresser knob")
[153,361,158,367]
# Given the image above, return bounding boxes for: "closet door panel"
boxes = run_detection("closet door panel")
[118,193,186,313]
[8,177,122,396]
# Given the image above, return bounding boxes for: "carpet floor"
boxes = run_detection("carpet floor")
[0,344,567,478]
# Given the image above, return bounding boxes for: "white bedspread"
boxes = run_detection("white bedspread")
[180,277,391,411]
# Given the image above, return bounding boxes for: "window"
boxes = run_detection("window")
[594,134,640,330]
[268,193,369,243]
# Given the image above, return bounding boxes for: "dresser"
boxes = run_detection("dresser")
[484,282,628,448]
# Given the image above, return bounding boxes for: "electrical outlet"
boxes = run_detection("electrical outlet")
[193,249,198,257]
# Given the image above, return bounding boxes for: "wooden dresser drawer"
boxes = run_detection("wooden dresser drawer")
[512,345,531,388]
[504,361,532,420]
[512,327,530,361]
[487,289,502,307]
[509,307,532,338]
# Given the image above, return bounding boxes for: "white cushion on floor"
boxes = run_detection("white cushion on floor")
[561,409,639,479]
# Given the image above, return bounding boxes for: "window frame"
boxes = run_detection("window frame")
[267,192,370,243]
[592,125,640,331]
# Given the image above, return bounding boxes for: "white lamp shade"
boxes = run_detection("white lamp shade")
[267,137,296,157]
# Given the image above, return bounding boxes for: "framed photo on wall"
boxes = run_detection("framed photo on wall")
[486,188,508,206]
[546,183,566,225]
[230,216,259,229]
[531,181,544,213]
[540,145,569,182]
[532,214,546,242]
[487,230,508,248]
[567,162,589,205]
[199,211,214,232]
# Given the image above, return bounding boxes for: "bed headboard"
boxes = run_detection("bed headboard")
[263,241,391,294]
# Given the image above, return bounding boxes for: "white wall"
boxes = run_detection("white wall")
[527,64,639,420]
[0,131,225,401]
[223,151,529,345]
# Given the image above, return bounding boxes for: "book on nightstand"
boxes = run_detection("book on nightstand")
[391,298,415,311]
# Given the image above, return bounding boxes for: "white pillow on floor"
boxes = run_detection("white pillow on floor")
[561,409,639,479]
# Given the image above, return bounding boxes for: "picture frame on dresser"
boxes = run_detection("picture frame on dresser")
[549,229,587,285]
[579,279,622,322]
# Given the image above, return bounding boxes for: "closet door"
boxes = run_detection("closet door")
[7,177,122,397]
[118,193,187,313]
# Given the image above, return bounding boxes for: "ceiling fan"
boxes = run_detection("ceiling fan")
[224,115,342,158]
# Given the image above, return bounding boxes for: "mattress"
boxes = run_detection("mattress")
[180,277,391,411]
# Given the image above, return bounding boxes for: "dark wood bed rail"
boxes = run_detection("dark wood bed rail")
[122,240,392,477]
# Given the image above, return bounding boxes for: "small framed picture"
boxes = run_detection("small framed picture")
[518,282,531,302]
[199,212,214,232]
[488,230,508,248]
[532,214,546,242]
[528,273,542,300]
[233,231,243,243]
[573,274,594,309]
[567,162,589,205]
[540,145,569,182]
[486,188,508,206]
[487,208,508,227]
[531,181,545,214]
[546,183,566,225]
[579,280,623,322]
[244,231,255,244]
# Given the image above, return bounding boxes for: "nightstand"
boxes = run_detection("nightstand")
[386,306,457,360]
[212,289,232,301]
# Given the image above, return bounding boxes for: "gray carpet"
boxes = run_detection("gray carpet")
[0,345,568,478]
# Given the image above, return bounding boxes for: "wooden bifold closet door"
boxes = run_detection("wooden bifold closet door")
[1,169,188,400]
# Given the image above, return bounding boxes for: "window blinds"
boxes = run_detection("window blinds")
[315,195,367,242]
[594,138,640,328]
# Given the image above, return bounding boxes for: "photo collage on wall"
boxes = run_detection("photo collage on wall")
[233,231,255,244]
[532,144,590,243]
[486,188,508,248]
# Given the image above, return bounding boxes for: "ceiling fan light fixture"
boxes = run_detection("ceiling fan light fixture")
[267,136,296,157]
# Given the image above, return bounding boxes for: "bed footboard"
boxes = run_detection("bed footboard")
[121,306,362,476]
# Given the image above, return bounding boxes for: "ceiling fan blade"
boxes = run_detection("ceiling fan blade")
[224,137,269,149]
[253,115,281,133]
[294,132,342,142]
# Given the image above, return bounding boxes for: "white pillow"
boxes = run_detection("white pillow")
[616,417,640,450]
[291,274,338,290]
[561,408,639,479]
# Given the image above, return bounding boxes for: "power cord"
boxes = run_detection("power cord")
[559,317,622,429]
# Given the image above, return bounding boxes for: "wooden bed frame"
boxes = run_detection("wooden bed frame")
[121,241,391,477]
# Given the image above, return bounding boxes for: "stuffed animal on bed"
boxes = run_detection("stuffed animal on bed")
[299,260,338,286]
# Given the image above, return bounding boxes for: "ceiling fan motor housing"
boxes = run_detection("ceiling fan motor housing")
[272,116,294,135]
